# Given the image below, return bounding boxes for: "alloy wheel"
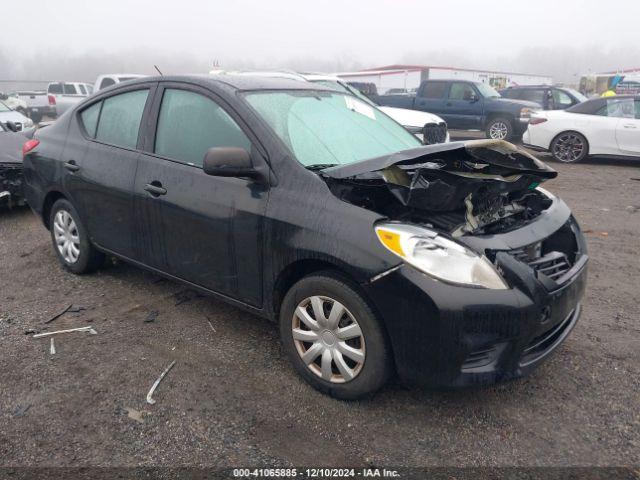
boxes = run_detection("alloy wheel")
[489,121,509,140]
[553,133,585,162]
[291,296,365,383]
[53,210,81,264]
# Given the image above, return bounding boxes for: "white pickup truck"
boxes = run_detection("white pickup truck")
[10,91,56,123]
[47,82,93,117]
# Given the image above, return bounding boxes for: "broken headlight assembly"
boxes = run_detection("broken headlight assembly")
[374,223,508,289]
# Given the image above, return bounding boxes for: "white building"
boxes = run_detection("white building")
[336,64,553,95]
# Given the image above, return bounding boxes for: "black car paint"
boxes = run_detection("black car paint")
[500,86,583,110]
[0,126,30,205]
[22,75,588,387]
[377,80,540,134]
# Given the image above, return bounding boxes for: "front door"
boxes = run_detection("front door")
[133,84,268,306]
[615,99,640,155]
[444,82,483,129]
[63,85,154,258]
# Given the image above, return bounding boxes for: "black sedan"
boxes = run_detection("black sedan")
[22,75,588,399]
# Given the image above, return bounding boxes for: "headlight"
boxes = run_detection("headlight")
[23,118,34,128]
[520,107,534,119]
[374,223,508,289]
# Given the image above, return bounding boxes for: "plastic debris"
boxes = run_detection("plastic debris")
[146,360,176,405]
[145,310,159,323]
[33,326,98,338]
[125,407,145,424]
[50,338,56,355]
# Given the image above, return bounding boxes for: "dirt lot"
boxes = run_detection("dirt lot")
[1,144,639,469]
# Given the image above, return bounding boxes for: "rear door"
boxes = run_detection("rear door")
[64,83,156,258]
[444,82,483,129]
[413,81,447,116]
[133,83,268,306]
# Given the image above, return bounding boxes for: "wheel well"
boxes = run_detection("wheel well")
[484,113,514,128]
[549,130,590,153]
[271,259,357,319]
[42,191,66,230]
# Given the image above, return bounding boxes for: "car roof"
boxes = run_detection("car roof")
[119,74,330,92]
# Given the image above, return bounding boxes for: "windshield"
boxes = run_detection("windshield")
[565,88,587,103]
[476,83,501,99]
[0,101,11,112]
[245,90,421,168]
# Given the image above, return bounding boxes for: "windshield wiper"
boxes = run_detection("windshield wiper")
[305,163,338,171]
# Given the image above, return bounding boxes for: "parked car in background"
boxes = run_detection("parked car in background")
[11,91,56,123]
[23,75,587,399]
[47,82,93,116]
[0,92,28,115]
[378,79,540,140]
[524,95,640,162]
[0,100,35,132]
[94,74,146,91]
[0,121,28,207]
[500,86,587,111]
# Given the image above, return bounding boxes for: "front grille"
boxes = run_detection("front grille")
[422,122,447,144]
[520,305,579,367]
[510,245,571,281]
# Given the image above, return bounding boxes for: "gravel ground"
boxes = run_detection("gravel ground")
[1,140,639,469]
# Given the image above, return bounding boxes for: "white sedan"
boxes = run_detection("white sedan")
[523,95,640,163]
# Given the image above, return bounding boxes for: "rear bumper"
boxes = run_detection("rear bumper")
[363,212,588,388]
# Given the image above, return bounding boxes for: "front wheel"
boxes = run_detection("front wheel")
[49,199,104,274]
[550,131,589,163]
[485,117,513,140]
[279,273,393,400]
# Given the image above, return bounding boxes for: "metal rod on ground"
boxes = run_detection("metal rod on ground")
[146,360,177,405]
[33,326,97,338]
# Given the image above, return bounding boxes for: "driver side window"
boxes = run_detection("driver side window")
[449,83,476,101]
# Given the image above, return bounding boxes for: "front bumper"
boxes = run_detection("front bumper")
[363,213,588,388]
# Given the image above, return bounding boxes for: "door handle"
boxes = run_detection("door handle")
[144,182,167,197]
[623,124,637,129]
[64,160,80,172]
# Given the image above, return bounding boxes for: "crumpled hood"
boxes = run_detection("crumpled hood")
[323,140,557,212]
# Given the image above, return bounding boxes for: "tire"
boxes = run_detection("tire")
[485,116,514,140]
[49,199,104,274]
[550,131,589,163]
[279,272,393,400]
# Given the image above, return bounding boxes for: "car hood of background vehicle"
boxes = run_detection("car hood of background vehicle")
[378,106,446,127]
[0,132,25,164]
[489,97,542,109]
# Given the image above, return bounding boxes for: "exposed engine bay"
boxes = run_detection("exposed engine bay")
[0,164,24,207]
[321,140,556,237]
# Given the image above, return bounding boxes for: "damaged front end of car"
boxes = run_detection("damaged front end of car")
[0,163,24,207]
[322,139,557,239]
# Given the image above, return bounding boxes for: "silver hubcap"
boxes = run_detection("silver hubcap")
[489,121,509,139]
[53,210,80,264]
[553,134,585,162]
[292,296,365,384]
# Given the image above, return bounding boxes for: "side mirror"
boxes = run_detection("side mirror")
[5,121,19,132]
[203,147,266,182]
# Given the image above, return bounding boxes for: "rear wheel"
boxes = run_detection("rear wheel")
[486,116,513,140]
[49,199,104,274]
[550,132,588,163]
[279,273,392,400]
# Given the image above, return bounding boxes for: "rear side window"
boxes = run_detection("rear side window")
[80,101,102,138]
[48,83,63,94]
[63,83,78,95]
[154,88,251,167]
[519,89,546,105]
[420,82,447,99]
[96,89,149,149]
[552,89,574,109]
[99,78,116,90]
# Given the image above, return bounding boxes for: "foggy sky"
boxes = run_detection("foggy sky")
[2,0,639,85]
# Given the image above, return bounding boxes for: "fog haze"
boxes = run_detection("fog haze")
[2,0,639,85]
